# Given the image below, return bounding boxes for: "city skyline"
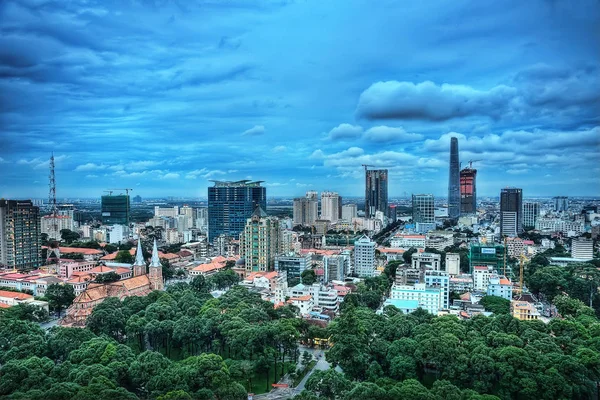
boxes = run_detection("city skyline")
[1,0,599,198]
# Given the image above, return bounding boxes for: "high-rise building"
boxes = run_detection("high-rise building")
[133,195,142,203]
[101,195,130,225]
[208,180,266,241]
[553,196,569,212]
[320,191,340,223]
[412,194,435,224]
[341,204,357,221]
[523,202,540,229]
[571,238,593,260]
[354,235,376,277]
[0,200,42,271]
[293,191,318,226]
[365,169,388,218]
[460,167,477,214]
[240,206,280,273]
[154,206,179,218]
[500,188,523,237]
[448,137,460,219]
[41,215,74,239]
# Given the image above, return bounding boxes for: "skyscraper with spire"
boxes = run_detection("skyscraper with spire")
[448,137,460,219]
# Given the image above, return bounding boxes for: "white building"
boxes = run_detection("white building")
[41,215,74,239]
[487,275,513,300]
[535,218,585,235]
[390,234,426,249]
[445,253,460,276]
[165,228,180,244]
[324,254,350,282]
[106,224,128,244]
[571,238,594,260]
[354,235,376,277]
[388,283,442,314]
[288,283,340,313]
[341,204,357,221]
[473,266,495,291]
[154,206,179,218]
[320,191,340,223]
[500,211,518,238]
[293,191,319,226]
[424,270,450,309]
[411,252,441,271]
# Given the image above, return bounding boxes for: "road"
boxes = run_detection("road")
[40,317,60,330]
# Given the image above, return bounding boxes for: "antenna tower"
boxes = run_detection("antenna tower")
[47,154,60,261]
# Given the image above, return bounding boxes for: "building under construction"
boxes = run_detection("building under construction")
[460,167,477,215]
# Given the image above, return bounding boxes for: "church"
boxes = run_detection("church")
[60,239,164,327]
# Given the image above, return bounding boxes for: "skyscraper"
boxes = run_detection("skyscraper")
[240,206,280,273]
[460,167,477,214]
[354,235,376,277]
[412,194,435,223]
[553,196,569,212]
[523,202,540,228]
[101,195,130,225]
[293,191,318,226]
[0,200,42,271]
[320,191,340,223]
[365,169,388,218]
[500,188,523,237]
[448,137,460,219]
[208,180,266,240]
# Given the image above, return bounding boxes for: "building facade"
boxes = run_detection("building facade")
[293,191,318,226]
[240,206,280,273]
[101,195,130,225]
[553,196,569,212]
[354,235,375,277]
[412,194,435,224]
[571,238,593,260]
[208,180,266,240]
[448,137,460,219]
[445,253,460,275]
[460,167,477,215]
[500,188,523,237]
[275,253,311,283]
[320,192,340,223]
[0,200,42,271]
[523,202,540,229]
[341,204,357,221]
[365,169,388,218]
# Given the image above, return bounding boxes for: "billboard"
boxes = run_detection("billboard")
[481,248,496,255]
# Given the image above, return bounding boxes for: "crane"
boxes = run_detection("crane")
[106,188,134,195]
[103,190,113,196]
[362,164,375,171]
[467,159,481,169]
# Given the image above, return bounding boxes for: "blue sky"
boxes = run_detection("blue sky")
[1,0,599,199]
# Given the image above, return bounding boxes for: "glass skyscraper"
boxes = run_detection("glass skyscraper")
[448,137,460,219]
[101,195,130,225]
[500,188,523,237]
[208,180,266,241]
[365,169,388,218]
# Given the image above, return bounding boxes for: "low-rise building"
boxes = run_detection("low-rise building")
[411,252,441,271]
[473,266,495,291]
[388,283,442,314]
[390,234,426,249]
[445,253,460,275]
[487,275,513,300]
[511,300,540,320]
[449,274,474,293]
[571,238,594,260]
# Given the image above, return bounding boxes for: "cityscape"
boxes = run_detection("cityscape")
[1,1,599,400]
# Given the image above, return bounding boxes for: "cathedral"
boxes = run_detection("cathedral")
[61,239,164,327]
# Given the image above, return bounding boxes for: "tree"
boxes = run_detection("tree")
[114,250,134,264]
[45,284,75,317]
[60,229,80,244]
[403,247,418,264]
[301,269,317,285]
[479,296,510,314]
[95,272,121,283]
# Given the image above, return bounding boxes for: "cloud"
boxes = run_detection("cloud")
[310,150,325,160]
[0,157,7,163]
[185,168,227,179]
[85,174,99,178]
[75,162,105,171]
[507,169,529,175]
[241,125,265,136]
[363,126,424,143]
[356,80,516,121]
[160,173,180,180]
[326,123,363,140]
[273,145,286,153]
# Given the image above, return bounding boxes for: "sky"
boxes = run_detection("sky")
[1,0,599,199]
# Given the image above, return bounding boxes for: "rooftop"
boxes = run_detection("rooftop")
[0,290,33,300]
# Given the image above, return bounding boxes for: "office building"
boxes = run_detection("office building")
[388,283,442,314]
[412,194,435,225]
[425,270,450,309]
[101,195,130,225]
[523,202,540,229]
[354,235,376,277]
[133,195,142,203]
[320,191,341,223]
[293,191,318,226]
[460,167,477,214]
[323,254,350,282]
[208,180,266,240]
[0,200,42,271]
[469,244,505,274]
[391,234,426,249]
[154,206,179,218]
[41,215,74,239]
[341,204,357,221]
[571,238,593,260]
[500,188,523,237]
[239,206,280,273]
[411,252,441,271]
[275,253,311,283]
[446,253,460,275]
[473,266,495,291]
[365,169,388,218]
[487,275,513,300]
[448,137,460,219]
[553,196,569,212]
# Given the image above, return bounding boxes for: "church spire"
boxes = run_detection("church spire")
[132,239,146,277]
[150,238,161,268]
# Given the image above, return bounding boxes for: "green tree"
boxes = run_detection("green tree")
[114,250,134,264]
[479,296,510,314]
[301,269,317,285]
[60,229,80,244]
[403,247,418,264]
[45,284,76,317]
[95,272,121,283]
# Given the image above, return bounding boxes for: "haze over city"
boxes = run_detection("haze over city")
[1,0,599,198]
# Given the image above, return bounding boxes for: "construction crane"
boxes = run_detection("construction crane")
[517,254,528,294]
[103,190,113,196]
[362,164,375,171]
[107,188,134,195]
[467,159,481,169]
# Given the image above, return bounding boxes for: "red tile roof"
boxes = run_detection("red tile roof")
[0,290,33,300]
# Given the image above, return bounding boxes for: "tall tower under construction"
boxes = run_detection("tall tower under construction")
[460,167,477,214]
[365,169,388,218]
[448,137,460,219]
